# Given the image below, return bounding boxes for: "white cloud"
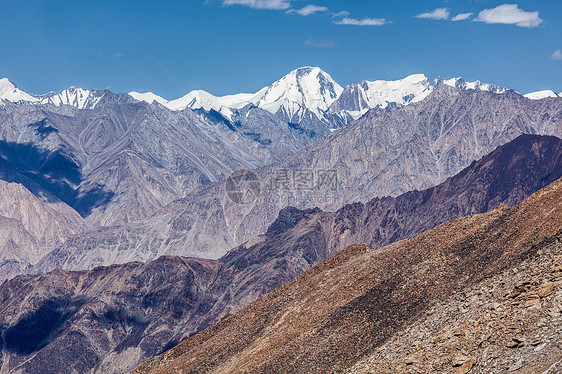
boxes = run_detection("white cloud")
[305,38,336,47]
[552,50,562,61]
[415,8,449,20]
[331,10,349,18]
[288,5,328,16]
[335,17,388,26]
[451,12,473,22]
[222,0,290,10]
[475,4,543,28]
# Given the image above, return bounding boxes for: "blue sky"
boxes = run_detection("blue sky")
[1,0,560,98]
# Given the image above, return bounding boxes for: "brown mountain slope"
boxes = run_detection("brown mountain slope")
[134,177,562,374]
[348,232,562,373]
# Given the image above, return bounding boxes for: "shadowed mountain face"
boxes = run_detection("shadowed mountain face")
[0,135,560,373]
[134,177,562,374]
[0,140,113,216]
[0,257,219,374]
[37,86,562,270]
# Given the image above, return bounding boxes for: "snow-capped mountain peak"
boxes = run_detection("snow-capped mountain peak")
[252,66,343,120]
[166,89,255,112]
[330,74,432,119]
[0,78,39,103]
[0,79,106,109]
[129,91,168,105]
[128,66,343,123]
[442,77,506,93]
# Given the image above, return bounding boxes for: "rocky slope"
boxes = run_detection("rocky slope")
[0,135,558,373]
[348,232,562,373]
[0,180,85,281]
[34,83,562,271]
[134,176,562,374]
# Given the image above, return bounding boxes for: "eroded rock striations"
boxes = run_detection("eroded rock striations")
[0,180,86,281]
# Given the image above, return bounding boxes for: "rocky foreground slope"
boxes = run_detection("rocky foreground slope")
[0,135,559,373]
[134,177,562,374]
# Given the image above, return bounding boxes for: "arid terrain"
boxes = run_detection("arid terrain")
[134,177,562,373]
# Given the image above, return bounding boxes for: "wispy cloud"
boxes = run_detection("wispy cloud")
[451,12,473,22]
[288,5,328,16]
[552,50,562,61]
[335,17,388,26]
[220,1,388,28]
[115,53,125,57]
[475,4,542,28]
[222,0,290,10]
[331,10,349,18]
[305,38,336,47]
[415,8,449,20]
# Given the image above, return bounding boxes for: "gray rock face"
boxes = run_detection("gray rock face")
[0,81,339,280]
[36,87,562,273]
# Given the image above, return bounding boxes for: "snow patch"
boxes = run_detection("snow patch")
[524,90,559,100]
[129,91,168,105]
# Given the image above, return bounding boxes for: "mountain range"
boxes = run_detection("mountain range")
[27,82,562,277]
[0,134,560,373]
[1,67,562,282]
[3,67,557,126]
[1,66,562,374]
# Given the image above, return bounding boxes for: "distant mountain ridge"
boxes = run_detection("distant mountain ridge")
[128,68,514,124]
[2,68,558,125]
[1,68,562,283]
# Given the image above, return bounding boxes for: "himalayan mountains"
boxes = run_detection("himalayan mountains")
[0,68,560,279]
